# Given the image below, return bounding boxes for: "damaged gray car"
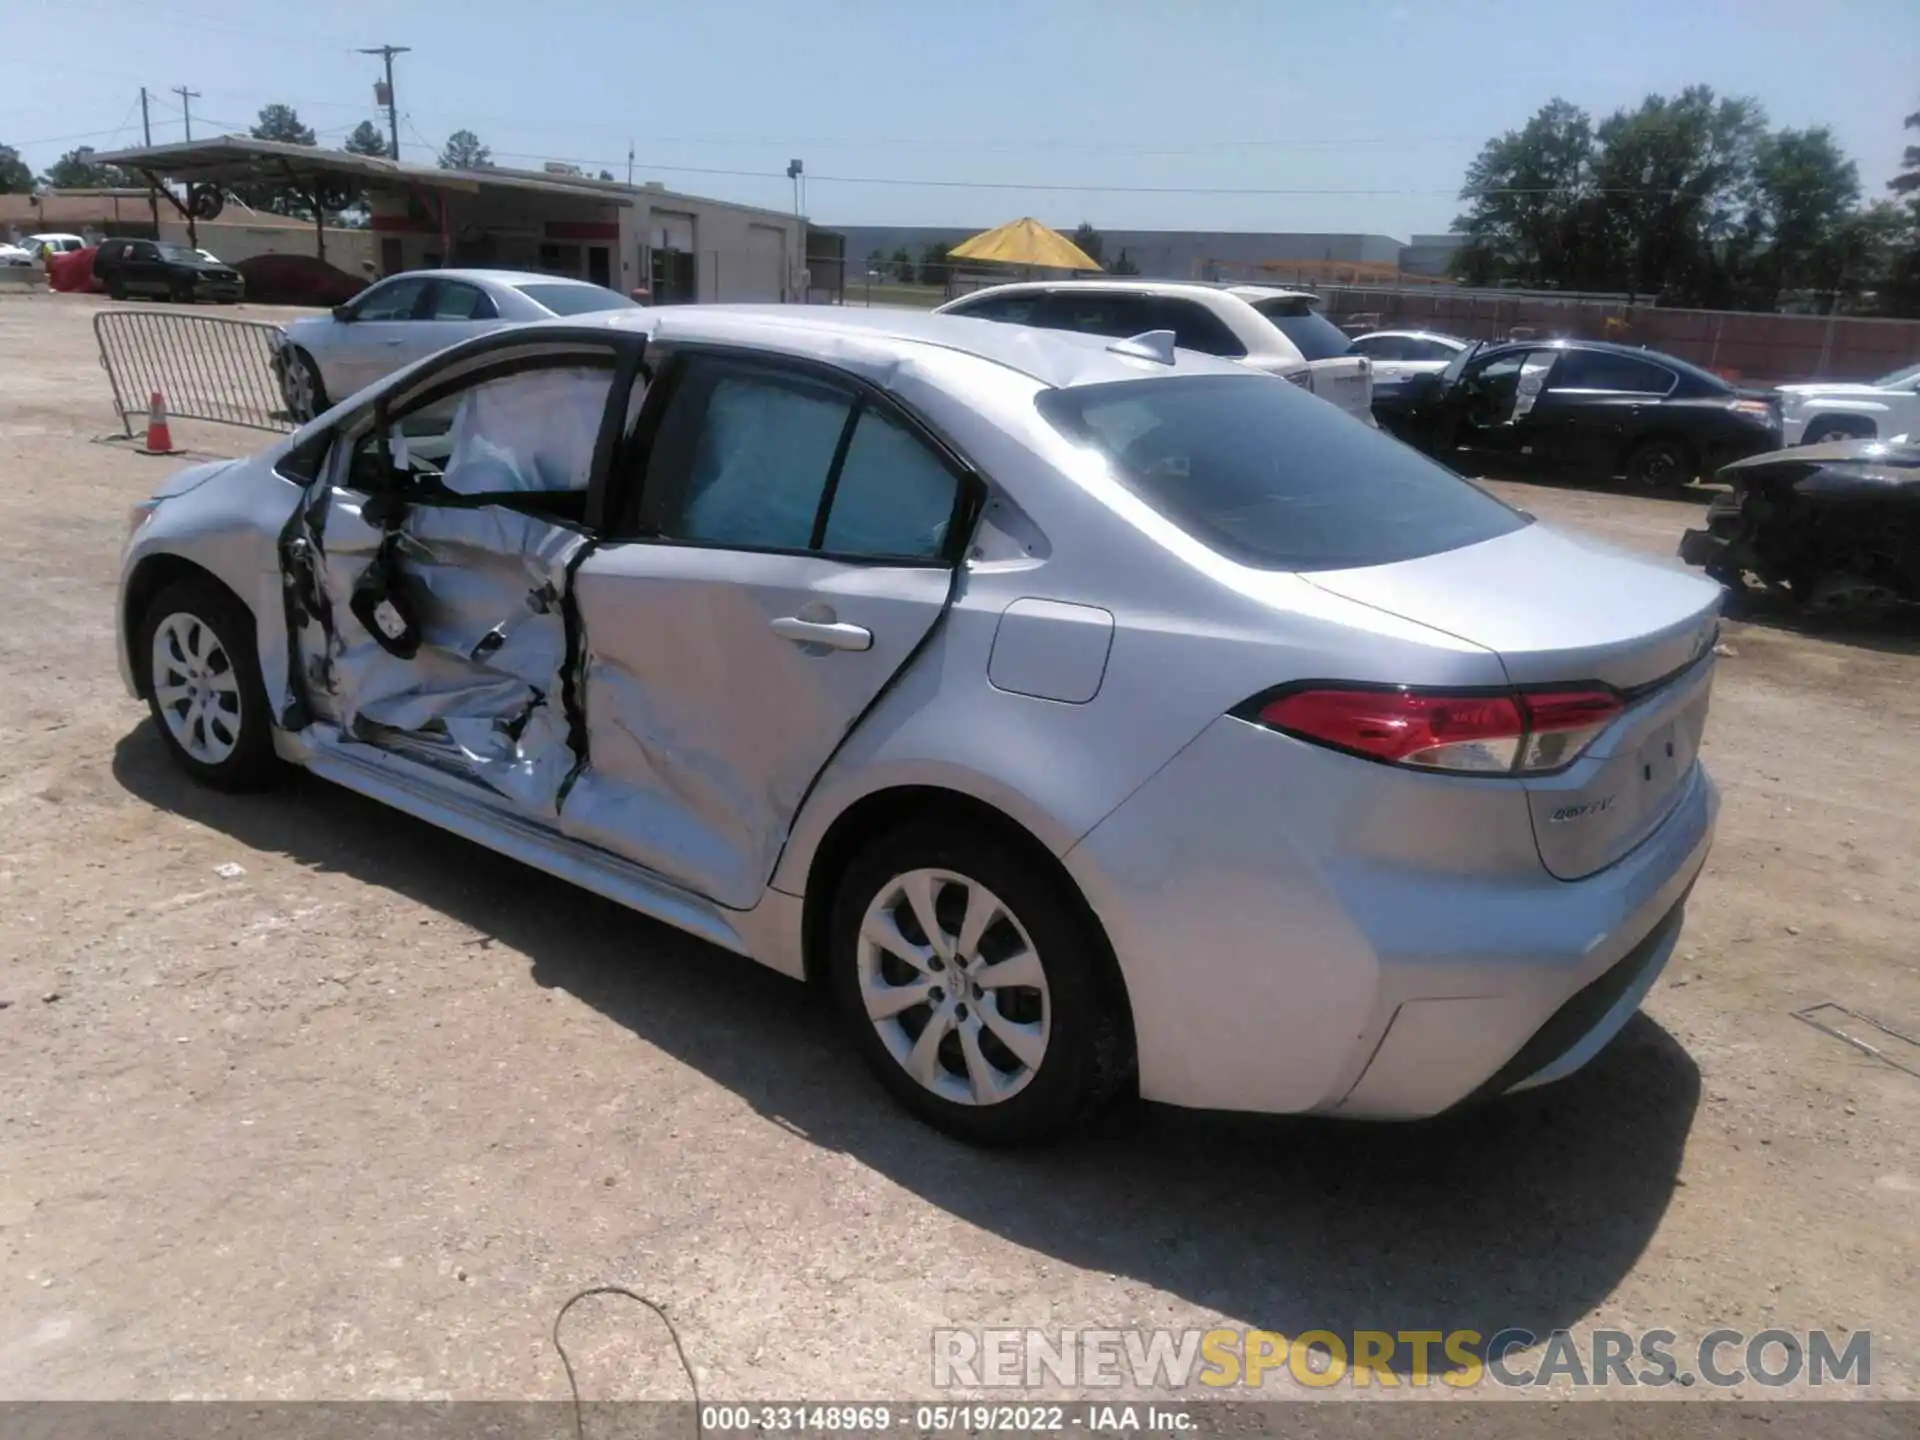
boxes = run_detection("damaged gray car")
[120,306,1720,1144]
[1680,438,1920,620]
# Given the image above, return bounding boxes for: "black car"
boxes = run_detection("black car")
[93,238,245,304]
[1375,338,1782,488]
[1680,439,1920,620]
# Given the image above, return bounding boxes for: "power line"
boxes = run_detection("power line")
[356,45,409,162]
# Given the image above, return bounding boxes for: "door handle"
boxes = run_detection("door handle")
[383,338,405,346]
[770,617,872,652]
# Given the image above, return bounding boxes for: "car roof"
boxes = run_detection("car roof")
[954,278,1271,300]
[382,268,605,290]
[1354,329,1468,344]
[1477,336,1730,389]
[593,303,1257,390]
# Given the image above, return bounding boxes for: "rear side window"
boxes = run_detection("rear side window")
[1248,298,1352,361]
[1546,350,1676,395]
[427,281,498,321]
[1156,299,1247,358]
[1037,375,1527,571]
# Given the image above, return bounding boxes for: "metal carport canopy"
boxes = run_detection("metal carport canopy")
[89,137,635,259]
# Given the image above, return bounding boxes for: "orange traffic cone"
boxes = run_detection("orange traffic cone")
[139,390,181,456]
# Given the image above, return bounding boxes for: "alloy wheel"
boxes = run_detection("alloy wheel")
[856,868,1051,1106]
[150,612,243,765]
[282,353,316,422]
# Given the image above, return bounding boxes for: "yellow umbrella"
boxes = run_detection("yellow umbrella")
[947,217,1102,271]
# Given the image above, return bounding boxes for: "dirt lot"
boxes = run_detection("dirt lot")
[0,291,1915,1405]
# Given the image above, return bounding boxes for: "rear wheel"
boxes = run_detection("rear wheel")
[828,820,1131,1145]
[138,579,282,791]
[1622,437,1696,491]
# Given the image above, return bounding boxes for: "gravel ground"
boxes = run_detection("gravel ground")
[0,291,1915,1406]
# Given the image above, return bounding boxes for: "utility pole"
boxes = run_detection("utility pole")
[627,142,635,187]
[140,86,159,232]
[359,45,410,161]
[172,85,200,140]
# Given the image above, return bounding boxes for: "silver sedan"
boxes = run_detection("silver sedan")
[271,268,638,422]
[119,305,1719,1143]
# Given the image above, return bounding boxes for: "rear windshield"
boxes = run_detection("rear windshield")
[517,283,638,316]
[1036,374,1526,571]
[1247,298,1353,361]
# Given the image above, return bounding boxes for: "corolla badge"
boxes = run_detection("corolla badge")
[1549,796,1617,823]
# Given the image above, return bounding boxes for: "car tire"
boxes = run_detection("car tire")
[1622,437,1696,491]
[105,278,126,301]
[138,579,282,792]
[1804,417,1873,445]
[168,277,192,304]
[827,818,1132,1145]
[279,347,329,424]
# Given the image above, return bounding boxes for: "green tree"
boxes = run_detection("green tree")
[1889,101,1920,195]
[239,104,320,217]
[0,144,32,194]
[439,129,493,170]
[1751,126,1860,308]
[889,245,914,282]
[597,169,615,181]
[1451,98,1600,288]
[1590,87,1767,304]
[342,120,390,159]
[39,145,138,189]
[1108,248,1141,275]
[1070,221,1106,267]
[917,239,952,286]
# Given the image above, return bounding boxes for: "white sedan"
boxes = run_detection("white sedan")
[271,269,639,421]
[1777,361,1920,445]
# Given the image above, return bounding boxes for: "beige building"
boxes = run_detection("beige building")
[88,138,810,303]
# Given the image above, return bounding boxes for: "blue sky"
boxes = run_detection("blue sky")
[4,0,1915,240]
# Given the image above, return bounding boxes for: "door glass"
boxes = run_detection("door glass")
[948,292,1042,324]
[1406,338,1458,363]
[654,367,852,550]
[1353,335,1409,361]
[427,281,496,321]
[820,409,958,560]
[1042,292,1157,338]
[353,277,428,321]
[1545,349,1675,394]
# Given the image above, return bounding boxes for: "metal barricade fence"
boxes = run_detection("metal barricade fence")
[93,309,292,437]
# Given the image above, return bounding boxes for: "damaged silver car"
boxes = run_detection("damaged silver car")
[120,307,1720,1144]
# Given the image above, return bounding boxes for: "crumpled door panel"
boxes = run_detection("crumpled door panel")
[289,487,590,814]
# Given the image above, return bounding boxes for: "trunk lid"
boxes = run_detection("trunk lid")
[1303,522,1721,879]
[1302,355,1374,422]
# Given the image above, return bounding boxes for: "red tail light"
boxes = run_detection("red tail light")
[1250,686,1624,775]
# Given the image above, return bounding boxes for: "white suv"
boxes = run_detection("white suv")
[937,281,1373,423]
[1776,361,1920,445]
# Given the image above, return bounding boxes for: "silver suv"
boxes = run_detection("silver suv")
[938,280,1373,423]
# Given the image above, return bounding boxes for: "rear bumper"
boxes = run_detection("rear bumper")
[1065,716,1718,1118]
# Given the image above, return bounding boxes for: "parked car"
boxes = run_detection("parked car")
[25,232,86,259]
[270,268,640,422]
[1680,437,1920,620]
[1347,329,1472,399]
[1377,338,1782,488]
[119,306,1720,1144]
[936,280,1374,425]
[0,241,37,268]
[1776,361,1920,445]
[92,238,245,304]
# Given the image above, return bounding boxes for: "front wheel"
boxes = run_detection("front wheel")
[1623,438,1696,491]
[278,347,328,424]
[139,579,282,791]
[828,820,1132,1145]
